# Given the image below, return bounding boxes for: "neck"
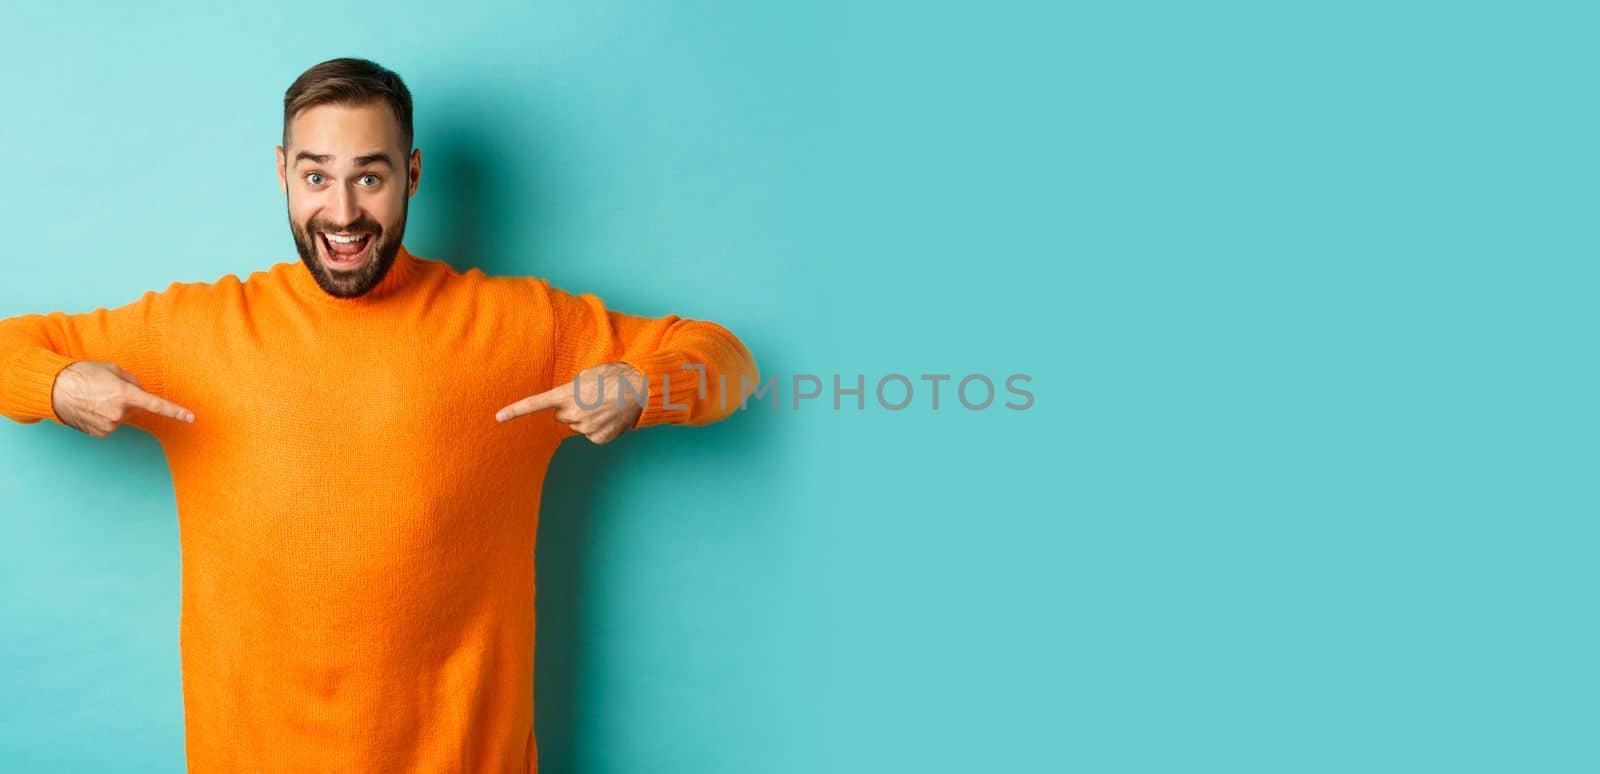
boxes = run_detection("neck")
[290,243,420,309]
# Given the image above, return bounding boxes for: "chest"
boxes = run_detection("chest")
[160,309,560,489]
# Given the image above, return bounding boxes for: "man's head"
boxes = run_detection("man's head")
[276,58,421,299]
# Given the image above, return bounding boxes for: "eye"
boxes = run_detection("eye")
[358,174,380,187]
[305,172,325,186]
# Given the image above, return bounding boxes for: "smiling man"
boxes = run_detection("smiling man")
[279,80,414,301]
[0,57,758,773]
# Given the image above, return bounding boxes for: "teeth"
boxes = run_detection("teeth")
[322,233,366,244]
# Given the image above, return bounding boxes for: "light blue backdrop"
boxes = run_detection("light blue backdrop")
[0,1,1592,772]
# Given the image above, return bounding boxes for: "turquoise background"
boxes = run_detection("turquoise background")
[0,1,1592,772]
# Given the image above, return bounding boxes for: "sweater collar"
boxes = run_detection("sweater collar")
[288,243,422,308]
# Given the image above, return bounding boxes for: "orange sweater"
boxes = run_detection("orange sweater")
[0,245,758,773]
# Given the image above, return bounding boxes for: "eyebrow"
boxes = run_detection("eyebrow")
[293,151,395,169]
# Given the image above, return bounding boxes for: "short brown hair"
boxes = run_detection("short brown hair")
[282,57,414,150]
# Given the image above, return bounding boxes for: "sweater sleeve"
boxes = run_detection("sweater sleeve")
[0,288,169,432]
[540,279,760,433]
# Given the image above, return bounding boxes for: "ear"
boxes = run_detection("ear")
[407,147,422,198]
[275,145,288,195]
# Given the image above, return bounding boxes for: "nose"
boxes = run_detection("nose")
[327,183,360,227]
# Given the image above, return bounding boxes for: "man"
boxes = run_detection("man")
[0,57,758,773]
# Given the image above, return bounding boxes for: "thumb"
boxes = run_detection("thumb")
[495,383,571,423]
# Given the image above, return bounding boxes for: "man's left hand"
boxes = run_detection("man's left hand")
[494,361,647,444]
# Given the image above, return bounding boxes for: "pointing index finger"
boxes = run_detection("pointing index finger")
[495,383,571,423]
[126,385,196,423]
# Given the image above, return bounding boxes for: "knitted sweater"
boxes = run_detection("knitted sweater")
[0,244,758,773]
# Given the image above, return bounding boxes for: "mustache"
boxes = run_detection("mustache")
[304,218,382,236]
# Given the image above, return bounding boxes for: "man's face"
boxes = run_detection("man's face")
[276,102,421,298]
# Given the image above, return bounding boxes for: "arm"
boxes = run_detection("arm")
[0,288,193,435]
[496,279,760,443]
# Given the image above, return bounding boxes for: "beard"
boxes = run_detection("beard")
[288,199,408,299]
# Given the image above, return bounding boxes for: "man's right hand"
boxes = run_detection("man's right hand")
[51,360,195,437]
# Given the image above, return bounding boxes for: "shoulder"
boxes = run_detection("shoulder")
[140,265,249,310]
[453,264,562,309]
[405,255,563,324]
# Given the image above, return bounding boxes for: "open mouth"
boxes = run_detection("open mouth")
[318,231,374,270]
